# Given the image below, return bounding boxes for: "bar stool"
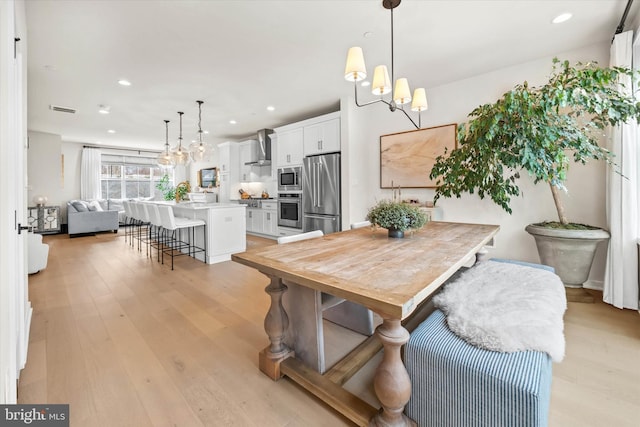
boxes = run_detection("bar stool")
[126,201,141,248]
[156,205,206,270]
[130,202,149,252]
[138,203,156,256]
[146,203,164,262]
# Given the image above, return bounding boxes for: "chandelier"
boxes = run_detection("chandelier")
[189,100,213,162]
[344,0,428,129]
[171,111,190,166]
[157,119,175,168]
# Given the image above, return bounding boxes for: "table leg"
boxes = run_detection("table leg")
[259,274,294,380]
[370,318,416,427]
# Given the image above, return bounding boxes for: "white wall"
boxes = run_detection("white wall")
[343,42,610,288]
[27,133,83,223]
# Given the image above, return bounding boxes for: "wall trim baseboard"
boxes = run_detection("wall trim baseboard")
[583,280,604,291]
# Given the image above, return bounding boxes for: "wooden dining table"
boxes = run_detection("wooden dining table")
[232,221,499,426]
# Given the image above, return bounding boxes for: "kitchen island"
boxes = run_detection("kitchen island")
[158,201,246,264]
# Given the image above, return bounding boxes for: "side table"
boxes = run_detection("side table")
[27,206,61,234]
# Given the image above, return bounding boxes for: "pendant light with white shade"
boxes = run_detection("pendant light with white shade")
[189,100,213,162]
[344,0,428,129]
[171,111,190,166]
[157,119,175,169]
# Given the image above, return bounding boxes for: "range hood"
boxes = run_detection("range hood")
[245,129,274,166]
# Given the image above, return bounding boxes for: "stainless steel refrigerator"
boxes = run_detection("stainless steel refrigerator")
[303,153,341,234]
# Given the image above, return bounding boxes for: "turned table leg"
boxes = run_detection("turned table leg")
[259,274,294,380]
[370,318,416,427]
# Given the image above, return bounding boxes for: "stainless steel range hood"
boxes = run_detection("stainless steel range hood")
[245,129,273,166]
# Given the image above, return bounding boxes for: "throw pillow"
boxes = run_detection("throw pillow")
[88,200,104,212]
[71,201,88,212]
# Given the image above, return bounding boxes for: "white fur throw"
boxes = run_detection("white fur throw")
[433,260,567,362]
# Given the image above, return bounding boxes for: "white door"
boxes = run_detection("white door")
[0,0,30,404]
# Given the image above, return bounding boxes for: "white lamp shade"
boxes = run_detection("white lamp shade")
[411,88,428,112]
[371,65,391,96]
[393,78,412,105]
[189,141,213,163]
[33,195,48,206]
[344,47,367,82]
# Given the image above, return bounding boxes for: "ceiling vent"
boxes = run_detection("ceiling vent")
[49,104,77,114]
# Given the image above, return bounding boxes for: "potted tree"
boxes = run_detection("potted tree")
[430,58,640,298]
[366,200,427,238]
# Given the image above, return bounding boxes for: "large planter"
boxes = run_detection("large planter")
[525,224,610,288]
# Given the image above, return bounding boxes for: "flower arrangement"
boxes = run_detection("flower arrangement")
[366,200,427,237]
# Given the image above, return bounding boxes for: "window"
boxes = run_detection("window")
[100,154,172,199]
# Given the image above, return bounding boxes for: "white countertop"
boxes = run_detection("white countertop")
[151,201,245,210]
[173,202,246,210]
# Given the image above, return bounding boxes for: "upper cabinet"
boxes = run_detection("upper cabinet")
[303,118,340,156]
[217,141,239,174]
[274,111,341,168]
[239,140,258,182]
[276,128,304,167]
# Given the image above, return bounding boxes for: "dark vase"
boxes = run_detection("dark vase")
[388,228,405,238]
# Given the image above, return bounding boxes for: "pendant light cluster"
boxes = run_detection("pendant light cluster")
[157,100,213,169]
[344,0,428,129]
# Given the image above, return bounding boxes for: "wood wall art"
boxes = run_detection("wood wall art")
[380,123,457,188]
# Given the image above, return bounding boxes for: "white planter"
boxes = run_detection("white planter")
[525,224,610,288]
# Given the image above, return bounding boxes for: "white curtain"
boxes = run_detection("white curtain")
[604,30,639,310]
[80,147,102,200]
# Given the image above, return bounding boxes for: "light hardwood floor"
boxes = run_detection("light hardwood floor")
[18,231,640,426]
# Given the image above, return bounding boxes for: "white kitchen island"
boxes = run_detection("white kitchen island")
[167,202,246,264]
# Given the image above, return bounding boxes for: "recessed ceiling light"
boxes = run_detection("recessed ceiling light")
[107,129,116,134]
[361,81,371,87]
[95,141,102,144]
[118,79,131,86]
[552,12,572,24]
[229,120,237,124]
[98,104,110,114]
[266,105,275,111]
[203,130,209,134]
[363,31,373,38]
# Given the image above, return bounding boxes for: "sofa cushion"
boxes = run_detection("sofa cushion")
[71,200,89,212]
[107,199,124,212]
[87,200,104,212]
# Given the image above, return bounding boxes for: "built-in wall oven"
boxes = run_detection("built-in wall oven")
[278,193,302,229]
[277,166,302,192]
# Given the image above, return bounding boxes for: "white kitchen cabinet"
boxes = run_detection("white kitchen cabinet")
[246,208,264,233]
[218,173,230,203]
[276,128,303,167]
[239,140,257,182]
[261,201,278,236]
[218,141,238,173]
[263,209,277,236]
[303,118,340,156]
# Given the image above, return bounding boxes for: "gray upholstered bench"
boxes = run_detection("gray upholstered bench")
[404,260,565,427]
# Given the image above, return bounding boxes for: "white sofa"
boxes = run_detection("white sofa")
[28,232,49,274]
[67,200,119,236]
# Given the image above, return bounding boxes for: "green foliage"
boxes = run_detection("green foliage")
[155,174,175,201]
[430,58,640,220]
[366,200,427,231]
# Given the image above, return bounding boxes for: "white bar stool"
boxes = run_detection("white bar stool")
[156,205,206,270]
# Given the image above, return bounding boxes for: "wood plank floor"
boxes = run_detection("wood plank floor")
[18,231,640,426]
